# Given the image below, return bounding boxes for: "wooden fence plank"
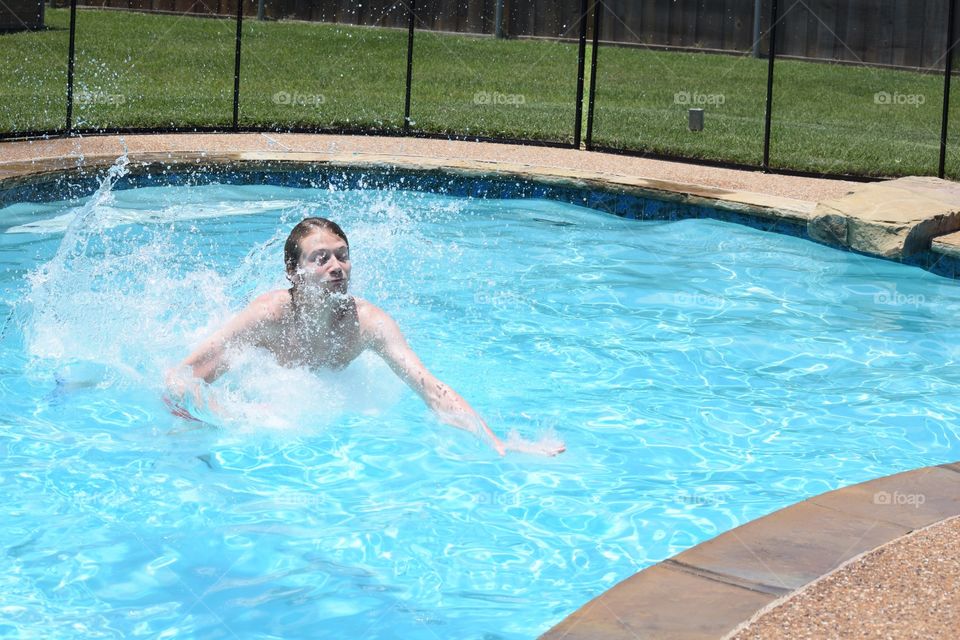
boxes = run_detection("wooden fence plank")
[541,0,558,37]
[695,0,716,49]
[896,0,922,67]
[780,0,807,58]
[678,0,696,46]
[432,0,449,31]
[640,0,658,44]
[860,0,881,63]
[723,0,741,52]
[600,0,621,43]
[520,0,536,35]
[561,0,579,39]
[802,0,819,58]
[922,0,942,69]
[333,0,349,24]
[814,0,839,62]
[307,0,324,23]
[448,0,462,33]
[877,0,896,66]
[466,0,483,33]
[619,0,638,44]
[653,0,672,45]
[291,0,310,21]
[840,0,867,63]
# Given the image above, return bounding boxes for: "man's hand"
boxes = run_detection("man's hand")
[503,432,566,457]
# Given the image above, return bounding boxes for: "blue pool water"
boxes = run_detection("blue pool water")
[2,167,960,638]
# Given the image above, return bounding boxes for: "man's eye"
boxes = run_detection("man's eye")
[314,253,330,265]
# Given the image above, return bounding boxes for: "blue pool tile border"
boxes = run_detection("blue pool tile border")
[0,163,806,235]
[3,162,959,280]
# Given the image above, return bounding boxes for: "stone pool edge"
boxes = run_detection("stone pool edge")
[7,149,960,271]
[0,149,815,223]
[539,462,960,640]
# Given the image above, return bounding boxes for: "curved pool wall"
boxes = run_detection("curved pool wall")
[1,161,809,235]
[4,158,959,280]
[541,462,960,640]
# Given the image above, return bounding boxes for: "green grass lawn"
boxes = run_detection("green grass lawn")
[2,8,959,178]
[592,47,949,177]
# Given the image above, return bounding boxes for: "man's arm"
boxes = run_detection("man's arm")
[166,291,284,408]
[360,302,507,455]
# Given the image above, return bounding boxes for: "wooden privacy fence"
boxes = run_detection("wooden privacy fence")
[67,0,959,70]
[597,0,955,70]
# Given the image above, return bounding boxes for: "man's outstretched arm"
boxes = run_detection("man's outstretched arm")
[165,291,282,414]
[360,302,507,455]
[361,302,564,457]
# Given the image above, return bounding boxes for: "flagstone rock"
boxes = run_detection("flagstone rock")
[809,176,960,258]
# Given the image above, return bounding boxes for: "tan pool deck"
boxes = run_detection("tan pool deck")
[0,132,854,205]
[1,133,959,639]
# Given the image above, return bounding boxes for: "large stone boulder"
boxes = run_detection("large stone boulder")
[808,176,960,258]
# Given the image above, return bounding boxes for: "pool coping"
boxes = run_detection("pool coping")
[539,462,960,639]
[0,132,859,201]
[4,137,960,272]
[0,148,817,224]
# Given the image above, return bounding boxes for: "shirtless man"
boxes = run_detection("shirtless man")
[169,217,564,457]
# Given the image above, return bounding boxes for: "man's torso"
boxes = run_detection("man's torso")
[251,292,369,370]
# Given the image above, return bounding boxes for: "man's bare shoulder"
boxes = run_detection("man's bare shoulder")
[354,298,399,342]
[245,289,292,323]
[354,297,389,326]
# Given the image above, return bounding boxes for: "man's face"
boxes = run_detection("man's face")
[293,229,351,295]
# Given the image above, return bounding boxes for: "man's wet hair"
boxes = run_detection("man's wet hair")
[284,217,350,282]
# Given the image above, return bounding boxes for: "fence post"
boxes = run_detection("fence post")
[585,0,602,149]
[573,0,588,148]
[939,0,957,178]
[233,0,244,131]
[752,0,762,58]
[494,0,505,38]
[762,0,779,170]
[403,0,416,132]
[65,0,77,133]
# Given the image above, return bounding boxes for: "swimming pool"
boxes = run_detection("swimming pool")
[2,160,960,638]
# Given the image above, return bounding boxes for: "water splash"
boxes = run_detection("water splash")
[25,149,132,364]
[19,176,429,431]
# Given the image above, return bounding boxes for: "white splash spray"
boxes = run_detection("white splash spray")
[21,171,417,432]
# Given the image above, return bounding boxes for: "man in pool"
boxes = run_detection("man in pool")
[168,217,564,457]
